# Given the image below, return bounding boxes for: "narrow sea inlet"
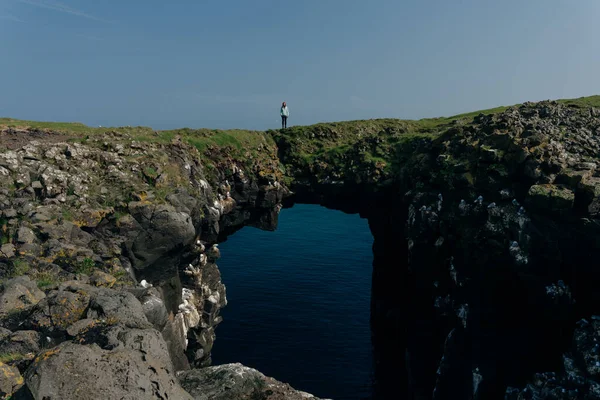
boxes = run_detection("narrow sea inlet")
[212,204,375,400]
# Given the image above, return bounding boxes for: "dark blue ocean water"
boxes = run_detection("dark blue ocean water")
[212,204,375,400]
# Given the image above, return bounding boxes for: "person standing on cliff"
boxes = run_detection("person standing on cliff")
[280,102,289,129]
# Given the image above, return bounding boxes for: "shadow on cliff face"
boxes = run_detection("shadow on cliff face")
[368,194,578,400]
[368,202,411,400]
[285,177,597,400]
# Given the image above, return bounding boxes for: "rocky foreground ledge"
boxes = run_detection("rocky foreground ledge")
[0,279,325,399]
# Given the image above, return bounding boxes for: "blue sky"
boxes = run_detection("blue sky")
[1,0,599,130]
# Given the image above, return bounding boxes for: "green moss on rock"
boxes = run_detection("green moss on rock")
[526,184,575,213]
[555,169,593,188]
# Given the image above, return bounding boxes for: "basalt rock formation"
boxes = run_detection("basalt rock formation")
[273,97,600,399]
[1,96,600,399]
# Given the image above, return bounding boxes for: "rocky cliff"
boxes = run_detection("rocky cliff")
[273,96,600,399]
[0,127,311,399]
[1,95,600,399]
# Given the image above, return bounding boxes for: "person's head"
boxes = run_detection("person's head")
[282,102,286,107]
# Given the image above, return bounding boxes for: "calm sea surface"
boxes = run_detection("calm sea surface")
[212,204,375,400]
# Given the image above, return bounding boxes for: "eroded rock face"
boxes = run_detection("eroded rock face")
[134,286,169,330]
[273,100,600,398]
[126,202,196,270]
[0,282,191,399]
[367,104,600,398]
[86,285,153,329]
[1,281,238,400]
[178,363,328,400]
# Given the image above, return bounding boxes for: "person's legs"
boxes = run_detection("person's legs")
[281,116,285,129]
[284,116,287,128]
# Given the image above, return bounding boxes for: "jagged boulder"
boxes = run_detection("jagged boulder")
[125,202,196,270]
[166,189,204,226]
[178,363,327,400]
[22,284,91,335]
[5,280,195,399]
[89,270,117,288]
[0,330,40,357]
[0,277,45,317]
[128,286,193,370]
[16,331,193,400]
[0,362,23,397]
[0,243,16,259]
[86,286,153,329]
[22,282,152,335]
[578,177,600,215]
[130,286,169,331]
[16,226,36,245]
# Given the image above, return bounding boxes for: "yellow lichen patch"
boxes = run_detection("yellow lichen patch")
[374,160,387,170]
[0,361,24,393]
[105,258,122,270]
[74,208,114,228]
[74,320,100,342]
[51,306,87,329]
[33,347,61,363]
[135,191,149,203]
[47,247,77,262]
[90,270,117,288]
[43,294,90,330]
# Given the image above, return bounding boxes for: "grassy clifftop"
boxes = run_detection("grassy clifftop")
[0,120,272,158]
[3,95,597,131]
[2,94,598,151]
[2,95,599,186]
[270,95,600,185]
